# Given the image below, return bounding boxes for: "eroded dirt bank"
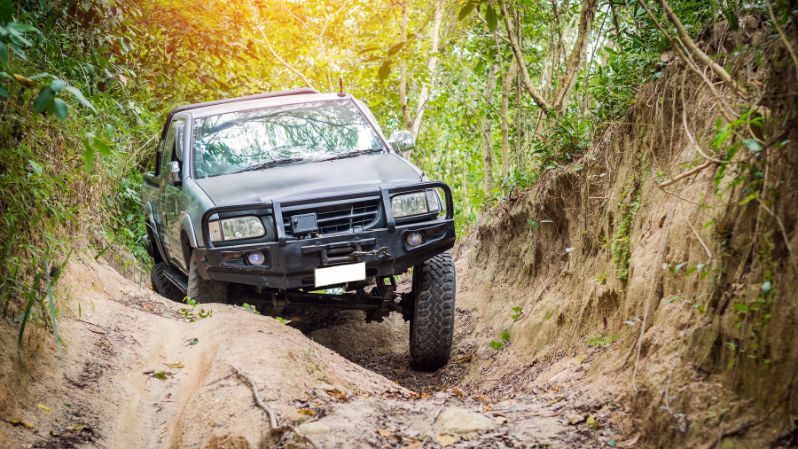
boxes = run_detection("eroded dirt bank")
[0,255,624,449]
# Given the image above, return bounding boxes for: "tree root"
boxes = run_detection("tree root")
[231,366,322,449]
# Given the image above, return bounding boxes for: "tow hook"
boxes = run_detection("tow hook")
[351,247,391,259]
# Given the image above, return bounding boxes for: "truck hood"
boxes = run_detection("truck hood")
[194,153,423,207]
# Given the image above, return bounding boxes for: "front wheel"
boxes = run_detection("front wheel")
[187,251,229,303]
[409,252,456,370]
[151,262,184,302]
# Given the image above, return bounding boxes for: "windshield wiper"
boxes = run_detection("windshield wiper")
[232,157,305,174]
[318,148,383,162]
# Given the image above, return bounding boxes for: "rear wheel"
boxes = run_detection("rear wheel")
[409,252,456,370]
[151,262,184,302]
[187,251,229,303]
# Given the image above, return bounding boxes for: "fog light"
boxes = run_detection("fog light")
[247,251,265,266]
[405,231,424,247]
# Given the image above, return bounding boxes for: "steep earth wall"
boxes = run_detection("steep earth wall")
[454,18,798,448]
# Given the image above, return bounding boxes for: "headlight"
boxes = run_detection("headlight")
[392,190,440,218]
[425,190,441,213]
[209,216,265,242]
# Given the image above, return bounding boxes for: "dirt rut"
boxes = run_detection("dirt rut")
[0,256,623,448]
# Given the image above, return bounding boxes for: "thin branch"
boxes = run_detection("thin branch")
[682,108,724,163]
[498,0,553,115]
[253,19,316,90]
[657,160,715,188]
[765,0,798,84]
[759,202,798,275]
[687,217,712,260]
[231,366,321,449]
[657,0,747,98]
[637,0,737,122]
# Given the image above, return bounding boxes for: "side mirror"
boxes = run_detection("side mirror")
[168,161,181,185]
[388,130,415,153]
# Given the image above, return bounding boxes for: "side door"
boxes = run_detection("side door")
[162,119,190,272]
[143,137,168,259]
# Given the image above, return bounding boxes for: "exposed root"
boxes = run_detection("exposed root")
[231,366,322,449]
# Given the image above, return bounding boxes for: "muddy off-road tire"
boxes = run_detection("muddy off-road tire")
[187,252,229,303]
[151,262,184,302]
[409,252,456,370]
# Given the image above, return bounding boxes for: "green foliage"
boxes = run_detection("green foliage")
[489,329,511,350]
[178,296,212,322]
[0,0,742,349]
[275,316,291,325]
[241,303,261,315]
[610,186,641,282]
[511,306,523,322]
[586,334,619,348]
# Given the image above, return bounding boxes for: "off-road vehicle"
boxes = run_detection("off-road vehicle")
[141,89,456,369]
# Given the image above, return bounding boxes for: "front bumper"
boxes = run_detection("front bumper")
[194,182,455,290]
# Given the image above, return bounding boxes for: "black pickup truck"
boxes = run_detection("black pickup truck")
[141,88,456,369]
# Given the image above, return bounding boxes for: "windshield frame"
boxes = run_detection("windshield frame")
[188,97,390,180]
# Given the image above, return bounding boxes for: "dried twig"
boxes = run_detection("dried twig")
[765,0,798,84]
[682,109,724,163]
[658,160,715,188]
[687,217,712,260]
[657,0,747,98]
[231,366,322,449]
[759,202,798,275]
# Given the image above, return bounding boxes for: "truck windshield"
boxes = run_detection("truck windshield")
[192,99,385,178]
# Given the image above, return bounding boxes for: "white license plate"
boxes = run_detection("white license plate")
[314,262,366,287]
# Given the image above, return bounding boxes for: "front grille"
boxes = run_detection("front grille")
[282,199,380,236]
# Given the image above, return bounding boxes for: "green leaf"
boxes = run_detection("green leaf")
[28,159,42,175]
[0,84,7,97]
[6,22,34,47]
[378,60,391,80]
[387,41,405,56]
[0,0,12,25]
[52,98,67,119]
[33,87,54,113]
[743,138,762,153]
[50,78,67,92]
[485,5,498,33]
[500,329,510,342]
[739,191,758,206]
[64,85,96,112]
[489,340,503,350]
[0,41,7,64]
[458,2,477,21]
[732,303,749,314]
[82,147,96,171]
[357,46,381,54]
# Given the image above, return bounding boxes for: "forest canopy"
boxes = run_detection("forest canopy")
[0,0,785,346]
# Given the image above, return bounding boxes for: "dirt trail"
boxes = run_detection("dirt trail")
[0,255,624,448]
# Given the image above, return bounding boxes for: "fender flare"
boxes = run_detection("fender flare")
[180,212,199,249]
[144,203,169,263]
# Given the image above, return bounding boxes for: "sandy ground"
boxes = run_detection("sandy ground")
[0,255,625,448]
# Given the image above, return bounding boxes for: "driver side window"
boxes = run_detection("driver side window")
[160,126,176,180]
[159,120,185,180]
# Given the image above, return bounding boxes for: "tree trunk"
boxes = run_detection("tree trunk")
[501,58,517,178]
[411,0,444,137]
[551,0,598,111]
[498,0,552,115]
[399,0,412,130]
[483,63,498,195]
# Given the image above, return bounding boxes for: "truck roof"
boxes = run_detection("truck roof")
[160,88,326,138]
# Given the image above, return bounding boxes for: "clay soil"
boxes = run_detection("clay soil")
[0,254,626,449]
